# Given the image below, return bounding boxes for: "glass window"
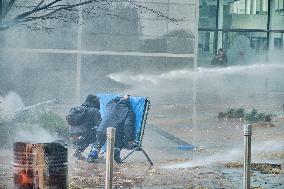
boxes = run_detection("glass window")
[199,0,217,29]
[271,0,284,30]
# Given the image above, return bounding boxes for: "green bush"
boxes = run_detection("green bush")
[38,111,69,139]
[227,108,245,118]
[245,109,272,123]
[0,108,14,147]
[0,122,14,147]
[218,108,272,123]
[218,108,245,119]
[0,108,69,147]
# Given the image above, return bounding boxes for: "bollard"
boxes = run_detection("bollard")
[105,127,116,189]
[243,124,252,189]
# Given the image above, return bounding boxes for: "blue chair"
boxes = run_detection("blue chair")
[97,93,153,166]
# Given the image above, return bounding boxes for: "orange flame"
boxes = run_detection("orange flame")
[18,171,32,185]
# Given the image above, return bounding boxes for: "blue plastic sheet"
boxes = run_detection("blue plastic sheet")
[97,93,147,142]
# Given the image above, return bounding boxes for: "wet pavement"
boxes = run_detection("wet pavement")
[1,92,284,188]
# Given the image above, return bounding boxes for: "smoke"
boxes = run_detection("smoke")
[163,148,241,169]
[197,64,284,75]
[163,140,284,169]
[253,140,284,153]
[0,92,24,122]
[0,92,58,144]
[14,124,57,143]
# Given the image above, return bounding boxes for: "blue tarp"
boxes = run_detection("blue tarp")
[97,93,147,143]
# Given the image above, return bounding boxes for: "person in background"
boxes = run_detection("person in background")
[66,94,101,160]
[88,94,135,163]
[211,48,228,66]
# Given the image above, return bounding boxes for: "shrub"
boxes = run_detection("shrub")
[0,122,14,147]
[218,108,272,123]
[245,109,272,123]
[38,111,69,139]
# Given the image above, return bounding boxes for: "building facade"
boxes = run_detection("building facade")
[198,0,284,65]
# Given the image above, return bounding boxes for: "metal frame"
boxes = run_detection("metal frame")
[120,98,153,166]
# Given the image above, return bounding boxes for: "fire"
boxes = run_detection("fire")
[18,171,32,185]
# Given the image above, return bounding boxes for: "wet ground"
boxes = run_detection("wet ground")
[1,64,284,188]
[1,102,284,188]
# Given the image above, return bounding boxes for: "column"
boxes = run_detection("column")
[283,0,284,15]
[76,4,83,103]
[217,0,223,50]
[209,32,215,53]
[281,33,284,49]
[269,0,275,50]
[231,2,237,14]
[245,0,251,14]
[0,0,3,19]
[260,0,266,12]
[270,0,276,15]
[192,0,199,127]
[251,0,257,14]
[269,33,275,50]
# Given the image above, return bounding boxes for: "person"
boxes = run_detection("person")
[211,48,228,66]
[88,94,135,163]
[67,94,101,160]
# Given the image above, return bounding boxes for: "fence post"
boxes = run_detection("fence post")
[105,127,116,189]
[243,124,252,189]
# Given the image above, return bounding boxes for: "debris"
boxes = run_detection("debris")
[225,162,282,174]
[0,183,8,189]
[177,144,195,150]
[195,185,209,189]
[253,122,275,127]
[68,183,84,189]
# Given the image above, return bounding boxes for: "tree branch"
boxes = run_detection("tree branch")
[0,0,3,19]
[14,0,63,21]
[31,0,45,13]
[1,0,16,19]
[1,0,184,31]
[13,0,101,23]
[124,0,184,23]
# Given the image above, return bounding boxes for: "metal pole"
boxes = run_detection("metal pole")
[217,0,224,50]
[269,0,275,50]
[76,3,83,104]
[192,0,199,127]
[243,124,252,189]
[0,0,3,19]
[105,127,116,189]
[215,0,219,53]
[267,0,274,51]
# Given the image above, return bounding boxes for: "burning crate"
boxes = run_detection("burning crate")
[13,142,68,189]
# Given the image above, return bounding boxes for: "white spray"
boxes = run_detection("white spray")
[108,64,284,86]
[0,92,24,122]
[163,140,284,169]
[14,124,57,143]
